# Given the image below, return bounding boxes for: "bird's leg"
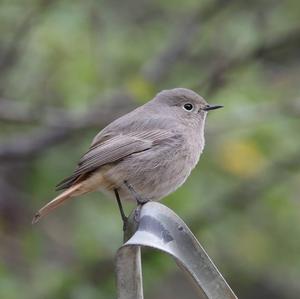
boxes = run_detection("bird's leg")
[124,180,148,205]
[124,180,148,223]
[114,188,128,232]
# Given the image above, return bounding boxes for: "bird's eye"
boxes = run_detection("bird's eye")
[183,103,194,111]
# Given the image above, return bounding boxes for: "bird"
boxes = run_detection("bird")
[32,88,222,225]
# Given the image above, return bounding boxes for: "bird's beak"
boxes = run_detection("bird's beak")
[203,104,224,111]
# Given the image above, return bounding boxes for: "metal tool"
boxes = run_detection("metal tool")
[115,202,237,299]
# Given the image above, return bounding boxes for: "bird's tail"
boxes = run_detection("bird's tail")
[32,183,84,224]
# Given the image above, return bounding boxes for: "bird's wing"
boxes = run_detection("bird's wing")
[56,129,175,190]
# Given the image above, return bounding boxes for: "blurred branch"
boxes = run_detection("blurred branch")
[0,99,47,124]
[142,0,233,84]
[198,26,300,96]
[253,26,300,62]
[0,93,136,161]
[0,0,56,87]
[0,93,135,127]
[206,96,300,139]
[0,128,73,161]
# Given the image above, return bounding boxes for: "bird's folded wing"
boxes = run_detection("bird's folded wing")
[56,130,175,190]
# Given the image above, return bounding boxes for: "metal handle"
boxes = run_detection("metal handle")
[115,202,237,299]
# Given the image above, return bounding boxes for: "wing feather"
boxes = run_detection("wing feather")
[56,129,175,190]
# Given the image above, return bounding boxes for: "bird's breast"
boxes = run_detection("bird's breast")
[100,131,205,201]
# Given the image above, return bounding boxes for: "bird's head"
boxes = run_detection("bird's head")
[153,88,223,128]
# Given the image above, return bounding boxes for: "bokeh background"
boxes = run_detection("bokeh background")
[1,0,300,298]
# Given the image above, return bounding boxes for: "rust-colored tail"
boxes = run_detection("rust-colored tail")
[32,183,83,224]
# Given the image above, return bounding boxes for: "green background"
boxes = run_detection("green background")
[1,0,300,298]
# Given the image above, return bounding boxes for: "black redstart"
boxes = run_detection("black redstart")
[33,88,222,224]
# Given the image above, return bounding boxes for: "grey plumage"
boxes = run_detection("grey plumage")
[33,88,222,223]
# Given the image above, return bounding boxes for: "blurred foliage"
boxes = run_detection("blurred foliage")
[0,0,300,298]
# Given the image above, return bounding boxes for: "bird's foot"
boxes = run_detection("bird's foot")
[134,205,142,223]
